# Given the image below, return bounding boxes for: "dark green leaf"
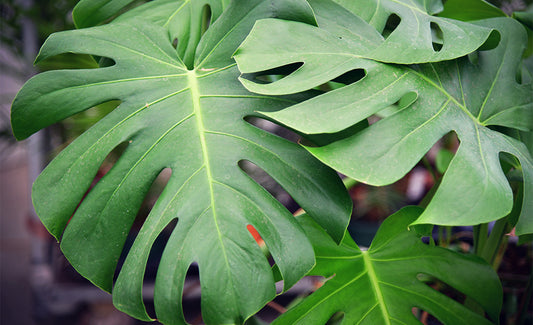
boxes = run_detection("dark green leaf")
[235,17,533,237]
[11,1,350,324]
[275,207,502,324]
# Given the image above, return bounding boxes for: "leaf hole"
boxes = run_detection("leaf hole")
[172,37,179,50]
[238,160,299,212]
[329,68,366,87]
[35,53,102,70]
[301,120,368,148]
[382,14,401,38]
[65,139,129,238]
[140,217,178,319]
[98,56,117,68]
[430,22,444,52]
[478,29,501,51]
[183,263,202,324]
[134,167,172,226]
[375,91,418,120]
[244,116,301,144]
[412,307,441,324]
[201,4,212,36]
[326,311,345,324]
[59,100,120,143]
[240,62,304,85]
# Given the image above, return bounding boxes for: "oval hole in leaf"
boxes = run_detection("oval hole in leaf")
[412,307,440,324]
[172,37,178,50]
[246,224,272,263]
[382,14,401,39]
[329,69,366,87]
[478,29,501,51]
[201,4,212,36]
[60,100,120,141]
[244,116,301,144]
[326,311,345,325]
[65,139,129,238]
[141,217,178,319]
[135,167,172,224]
[430,22,444,52]
[416,272,467,308]
[240,62,304,85]
[98,56,116,68]
[238,160,299,212]
[35,53,100,70]
[183,263,202,324]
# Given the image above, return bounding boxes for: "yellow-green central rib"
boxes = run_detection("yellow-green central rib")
[362,251,391,325]
[187,69,229,260]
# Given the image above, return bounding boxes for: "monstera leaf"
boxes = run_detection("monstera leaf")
[72,0,139,28]
[11,0,352,324]
[235,16,533,237]
[275,207,502,325]
[74,0,230,68]
[328,0,497,63]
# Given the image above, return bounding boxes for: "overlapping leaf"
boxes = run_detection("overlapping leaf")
[235,16,533,237]
[275,207,502,325]
[329,0,497,63]
[72,0,140,28]
[11,0,353,324]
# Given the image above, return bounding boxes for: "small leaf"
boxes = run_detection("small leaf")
[275,207,502,325]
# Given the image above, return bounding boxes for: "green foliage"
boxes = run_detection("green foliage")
[235,6,533,238]
[10,0,533,324]
[276,207,502,324]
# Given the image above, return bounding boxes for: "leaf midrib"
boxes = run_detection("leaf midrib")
[362,251,391,325]
[187,69,237,306]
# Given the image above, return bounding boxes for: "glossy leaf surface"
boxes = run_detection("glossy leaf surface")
[275,207,502,325]
[11,1,352,324]
[328,0,496,63]
[236,17,533,237]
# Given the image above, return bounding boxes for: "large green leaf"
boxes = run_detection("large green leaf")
[274,207,502,324]
[328,0,496,63]
[11,0,352,324]
[235,16,533,237]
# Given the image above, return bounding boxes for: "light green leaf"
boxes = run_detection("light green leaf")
[235,17,533,237]
[328,0,496,63]
[11,1,350,324]
[274,207,502,325]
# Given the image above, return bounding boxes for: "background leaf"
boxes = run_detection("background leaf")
[235,17,533,237]
[11,0,351,324]
[274,207,502,325]
[72,0,140,28]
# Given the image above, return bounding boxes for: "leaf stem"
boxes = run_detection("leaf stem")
[480,217,510,266]
[473,223,489,256]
